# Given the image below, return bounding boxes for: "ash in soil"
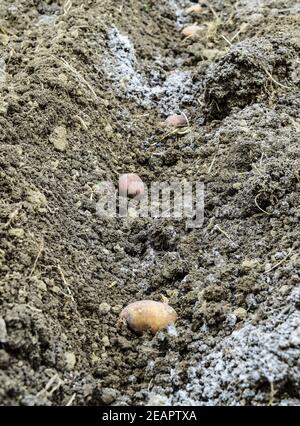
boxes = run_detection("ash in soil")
[104,27,195,115]
[0,0,300,406]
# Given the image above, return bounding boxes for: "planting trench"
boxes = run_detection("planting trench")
[0,0,300,405]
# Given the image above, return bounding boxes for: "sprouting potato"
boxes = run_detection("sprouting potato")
[120,300,177,334]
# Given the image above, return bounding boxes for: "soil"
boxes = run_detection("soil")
[0,0,300,406]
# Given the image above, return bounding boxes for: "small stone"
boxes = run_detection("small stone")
[91,342,98,351]
[50,160,59,171]
[64,352,76,370]
[104,123,113,134]
[111,305,122,314]
[58,73,68,84]
[279,285,290,294]
[51,286,61,294]
[101,387,118,405]
[242,259,259,269]
[166,289,179,299]
[99,302,111,315]
[233,307,247,320]
[91,353,101,365]
[102,336,110,347]
[0,33,9,46]
[265,263,272,272]
[0,318,7,343]
[36,280,47,292]
[240,22,249,33]
[50,125,68,152]
[232,182,242,190]
[8,228,24,238]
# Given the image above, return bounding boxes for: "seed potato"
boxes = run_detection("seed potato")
[165,114,188,127]
[120,300,177,334]
[118,173,144,200]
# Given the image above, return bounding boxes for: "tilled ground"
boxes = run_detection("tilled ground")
[0,0,299,406]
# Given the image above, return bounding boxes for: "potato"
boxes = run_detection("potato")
[165,114,188,128]
[120,300,177,334]
[118,173,144,200]
[185,5,204,15]
[181,25,202,38]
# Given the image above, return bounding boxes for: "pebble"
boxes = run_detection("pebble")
[232,182,242,190]
[91,353,101,365]
[8,228,24,238]
[99,302,111,315]
[242,259,259,269]
[50,125,68,152]
[279,285,290,294]
[36,280,47,292]
[64,352,76,371]
[101,387,118,405]
[111,305,122,314]
[233,308,247,320]
[102,336,110,347]
[51,285,61,294]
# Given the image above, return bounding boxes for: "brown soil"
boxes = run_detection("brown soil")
[0,0,299,406]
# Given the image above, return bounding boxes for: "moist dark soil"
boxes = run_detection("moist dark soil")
[0,0,299,406]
